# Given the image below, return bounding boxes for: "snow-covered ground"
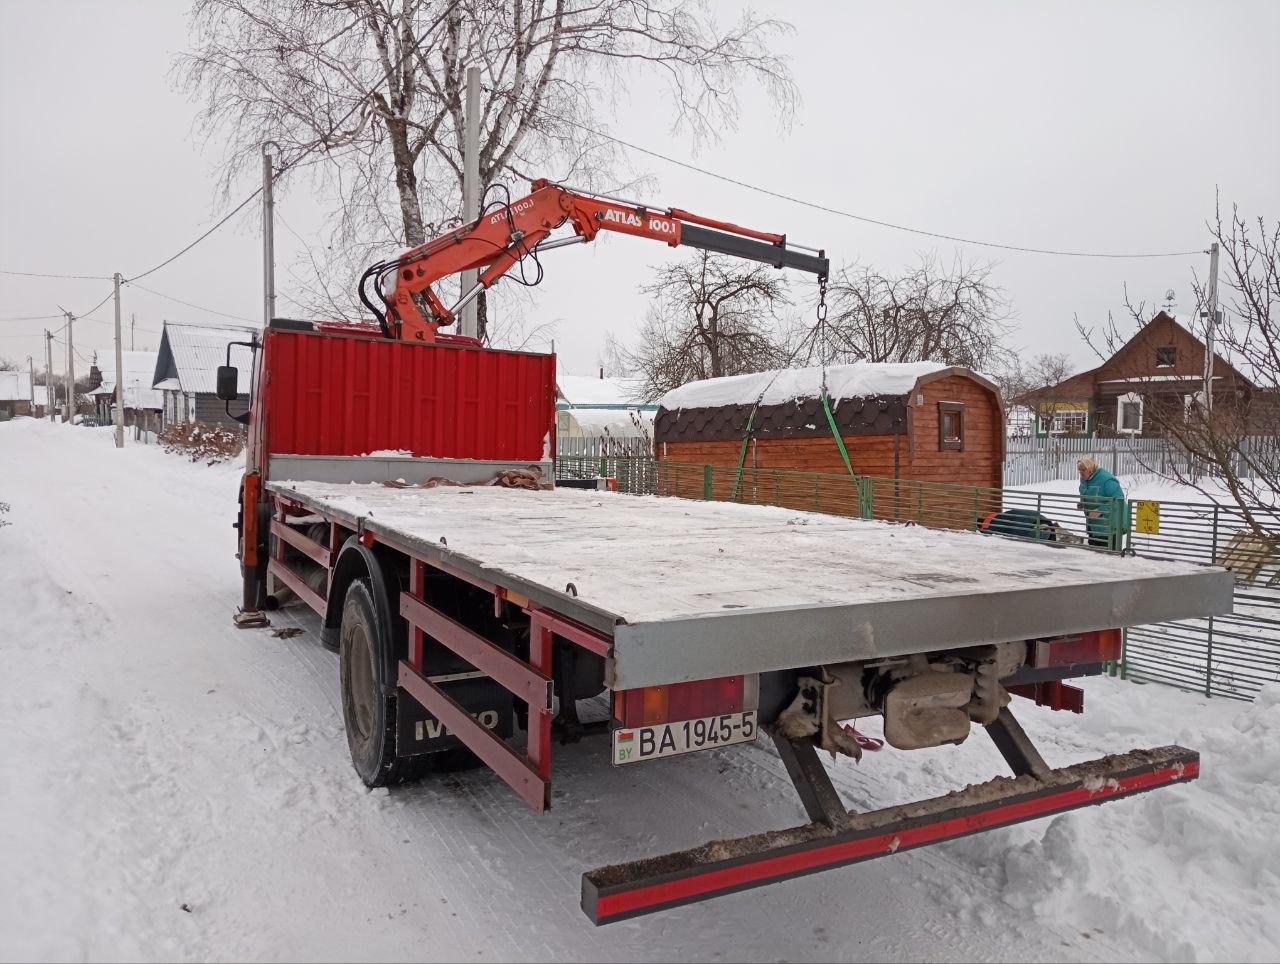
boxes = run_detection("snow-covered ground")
[3,417,1278,963]
[1018,474,1270,508]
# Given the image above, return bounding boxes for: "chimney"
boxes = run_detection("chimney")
[599,366,604,379]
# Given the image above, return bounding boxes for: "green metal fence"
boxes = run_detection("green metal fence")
[555,455,1125,549]
[554,454,1279,701]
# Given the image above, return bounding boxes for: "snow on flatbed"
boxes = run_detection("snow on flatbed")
[269,480,1233,686]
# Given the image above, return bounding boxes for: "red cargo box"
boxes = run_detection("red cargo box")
[257,327,556,462]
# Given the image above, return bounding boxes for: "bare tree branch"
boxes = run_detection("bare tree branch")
[178,0,797,338]
[612,251,793,399]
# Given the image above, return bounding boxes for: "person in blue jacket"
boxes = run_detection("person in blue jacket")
[1077,457,1125,549]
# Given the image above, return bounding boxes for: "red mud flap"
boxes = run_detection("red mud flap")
[581,745,1198,925]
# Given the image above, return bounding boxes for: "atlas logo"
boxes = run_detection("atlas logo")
[601,208,676,236]
[489,198,534,224]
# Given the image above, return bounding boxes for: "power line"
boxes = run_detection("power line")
[123,189,264,283]
[124,280,256,324]
[73,290,116,320]
[0,313,64,322]
[121,7,458,285]
[0,268,113,280]
[563,118,1204,260]
[2,6,452,303]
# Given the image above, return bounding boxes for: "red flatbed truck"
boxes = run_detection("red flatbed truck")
[219,181,1233,924]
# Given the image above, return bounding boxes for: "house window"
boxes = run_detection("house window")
[939,402,964,451]
[1049,410,1088,435]
[1155,346,1177,368]
[1116,392,1143,434]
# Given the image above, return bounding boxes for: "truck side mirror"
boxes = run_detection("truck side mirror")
[216,365,239,401]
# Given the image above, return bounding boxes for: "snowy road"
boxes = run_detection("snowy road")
[2,419,1277,962]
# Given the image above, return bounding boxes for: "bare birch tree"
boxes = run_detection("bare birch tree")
[179,0,796,338]
[608,251,793,400]
[807,255,1011,370]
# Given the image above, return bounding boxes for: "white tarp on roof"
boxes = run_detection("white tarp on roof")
[153,322,258,394]
[0,370,33,402]
[89,351,163,409]
[557,373,650,407]
[558,407,655,438]
[657,361,950,411]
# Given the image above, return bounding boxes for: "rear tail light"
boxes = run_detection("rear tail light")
[1030,629,1121,667]
[615,676,748,728]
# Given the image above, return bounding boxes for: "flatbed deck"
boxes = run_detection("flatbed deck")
[268,480,1234,688]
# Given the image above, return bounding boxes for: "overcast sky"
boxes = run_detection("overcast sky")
[1,1,1277,380]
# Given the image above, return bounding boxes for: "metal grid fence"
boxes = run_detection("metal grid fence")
[554,454,1280,701]
[1123,500,1280,700]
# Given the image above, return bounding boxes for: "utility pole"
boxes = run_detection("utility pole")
[1203,242,1220,414]
[262,142,277,328]
[459,65,481,340]
[44,330,53,421]
[64,311,75,422]
[26,355,35,411]
[131,312,136,350]
[113,272,125,448]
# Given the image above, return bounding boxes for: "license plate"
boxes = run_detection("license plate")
[612,711,758,765]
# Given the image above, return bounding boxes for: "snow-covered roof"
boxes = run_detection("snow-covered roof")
[152,322,258,395]
[657,361,953,411]
[0,370,33,402]
[559,407,655,437]
[88,351,163,409]
[557,373,652,408]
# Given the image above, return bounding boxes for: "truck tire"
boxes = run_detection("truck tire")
[339,578,429,786]
[338,577,480,784]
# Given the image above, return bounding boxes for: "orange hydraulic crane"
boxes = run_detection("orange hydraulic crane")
[359,179,829,342]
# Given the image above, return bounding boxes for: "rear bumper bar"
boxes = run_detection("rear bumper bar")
[582,744,1198,925]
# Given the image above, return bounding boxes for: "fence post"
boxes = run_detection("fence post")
[702,464,712,501]
[1206,505,1221,697]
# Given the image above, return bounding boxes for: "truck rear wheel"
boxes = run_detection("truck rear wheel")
[338,576,480,785]
[339,578,427,786]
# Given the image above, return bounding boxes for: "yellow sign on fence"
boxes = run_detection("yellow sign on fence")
[1135,500,1160,535]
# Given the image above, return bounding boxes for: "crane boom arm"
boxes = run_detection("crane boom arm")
[366,179,829,342]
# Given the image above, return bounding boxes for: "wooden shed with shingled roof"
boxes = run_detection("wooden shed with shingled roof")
[653,361,1004,490]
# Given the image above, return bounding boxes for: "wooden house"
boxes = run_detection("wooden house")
[1022,311,1270,438]
[654,362,1004,511]
[87,350,163,428]
[152,322,256,429]
[0,371,34,420]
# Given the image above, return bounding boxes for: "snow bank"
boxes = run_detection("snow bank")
[657,361,950,411]
[924,680,1280,962]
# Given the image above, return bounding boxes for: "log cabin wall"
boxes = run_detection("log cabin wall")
[907,374,1004,489]
[655,371,1004,517]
